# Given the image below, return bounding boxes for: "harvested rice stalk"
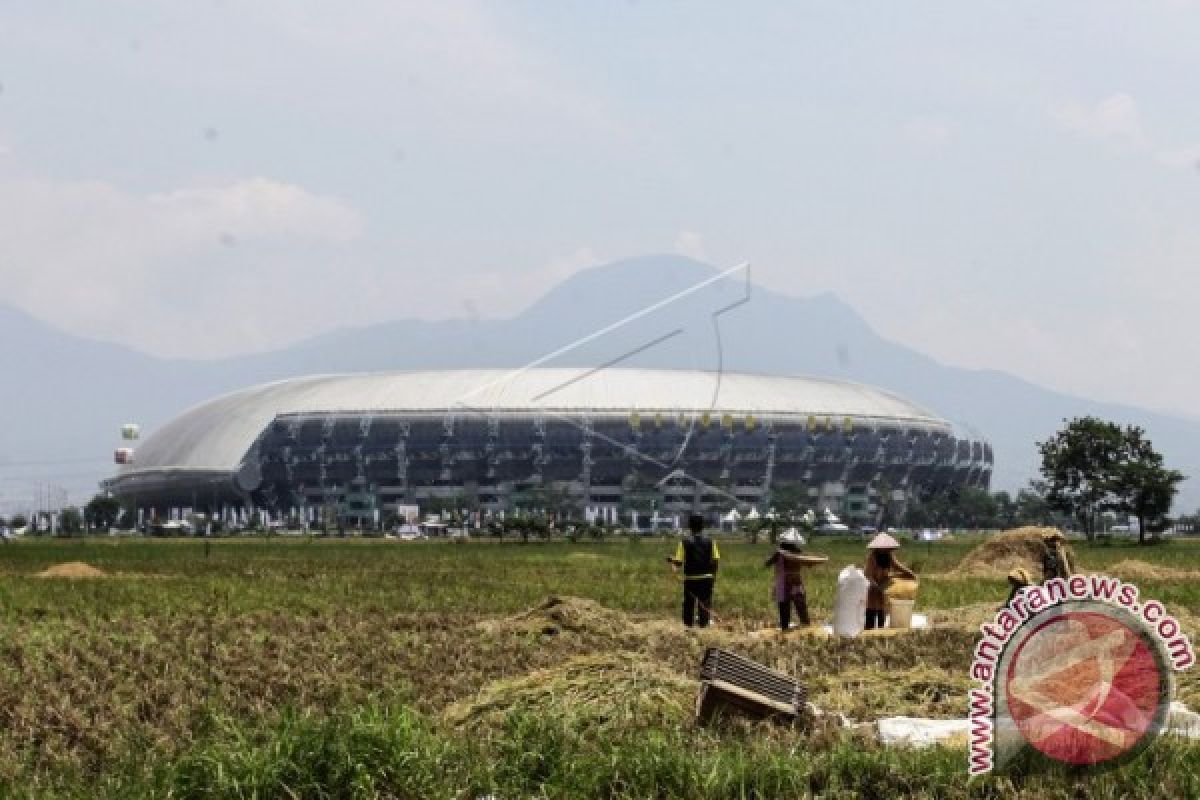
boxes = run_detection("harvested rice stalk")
[475,595,633,637]
[807,664,970,721]
[442,651,697,732]
[953,527,1067,579]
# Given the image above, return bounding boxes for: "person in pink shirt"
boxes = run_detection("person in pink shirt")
[764,530,825,630]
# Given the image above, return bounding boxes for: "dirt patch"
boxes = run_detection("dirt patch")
[36,562,107,579]
[442,651,697,731]
[952,526,1067,579]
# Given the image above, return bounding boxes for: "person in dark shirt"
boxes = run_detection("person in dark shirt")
[667,513,720,627]
[1040,530,1074,581]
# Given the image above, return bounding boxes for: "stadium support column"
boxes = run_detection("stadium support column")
[318,415,337,523]
[396,421,410,503]
[578,415,593,513]
[485,416,502,509]
[624,412,644,512]
[896,431,918,523]
[358,415,376,528]
[836,435,852,518]
[762,426,777,508]
[439,412,455,484]
[358,416,374,487]
[531,415,546,485]
[719,415,734,489]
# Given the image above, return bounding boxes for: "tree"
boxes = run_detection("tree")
[769,485,808,521]
[528,486,574,525]
[1039,418,1184,544]
[902,487,999,529]
[760,511,788,544]
[1015,483,1052,527]
[1038,417,1125,539]
[11,514,27,530]
[873,478,896,529]
[1110,426,1185,545]
[992,490,1016,529]
[59,507,83,535]
[951,488,999,529]
[85,493,121,531]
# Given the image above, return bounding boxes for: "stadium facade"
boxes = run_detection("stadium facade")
[104,368,992,527]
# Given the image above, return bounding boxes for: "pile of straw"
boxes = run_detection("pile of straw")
[1105,559,1199,583]
[807,663,970,720]
[476,595,633,637]
[443,651,696,731]
[953,527,1066,578]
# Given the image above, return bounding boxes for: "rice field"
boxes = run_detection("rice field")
[1,533,1199,798]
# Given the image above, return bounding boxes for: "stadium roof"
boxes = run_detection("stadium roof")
[116,368,953,476]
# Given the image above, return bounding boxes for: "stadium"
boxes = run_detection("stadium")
[103,368,992,527]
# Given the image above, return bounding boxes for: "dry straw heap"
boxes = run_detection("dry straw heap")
[476,595,635,638]
[953,526,1200,583]
[443,651,698,732]
[1105,559,1200,582]
[952,526,1065,578]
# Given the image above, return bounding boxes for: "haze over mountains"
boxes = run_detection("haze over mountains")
[3,255,1198,514]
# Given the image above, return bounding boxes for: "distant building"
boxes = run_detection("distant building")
[103,368,991,526]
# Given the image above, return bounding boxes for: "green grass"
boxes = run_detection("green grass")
[1,534,1199,798]
[3,533,1199,617]
[14,705,1200,799]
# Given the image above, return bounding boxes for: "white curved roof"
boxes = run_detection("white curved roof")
[118,368,951,474]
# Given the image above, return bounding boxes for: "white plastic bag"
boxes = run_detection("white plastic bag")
[833,566,868,637]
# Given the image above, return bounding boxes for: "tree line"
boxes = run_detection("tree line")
[1037,416,1183,543]
[903,416,1186,543]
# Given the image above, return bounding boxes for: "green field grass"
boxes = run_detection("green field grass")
[1,534,1199,798]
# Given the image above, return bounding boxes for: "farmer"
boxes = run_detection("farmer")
[667,513,720,628]
[1040,530,1074,581]
[863,532,916,630]
[764,530,824,630]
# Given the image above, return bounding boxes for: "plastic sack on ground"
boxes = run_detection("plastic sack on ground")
[833,566,868,637]
[877,717,968,747]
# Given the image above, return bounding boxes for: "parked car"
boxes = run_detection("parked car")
[391,525,426,541]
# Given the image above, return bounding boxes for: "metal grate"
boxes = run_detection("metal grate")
[699,647,806,712]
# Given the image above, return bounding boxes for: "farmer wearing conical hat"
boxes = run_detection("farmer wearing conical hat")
[864,532,916,630]
[1040,530,1074,581]
[764,530,827,631]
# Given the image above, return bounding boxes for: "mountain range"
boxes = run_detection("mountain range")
[3,254,1198,513]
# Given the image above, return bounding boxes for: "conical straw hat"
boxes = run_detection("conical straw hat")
[867,532,900,550]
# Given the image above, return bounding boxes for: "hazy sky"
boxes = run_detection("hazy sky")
[1,2,1198,416]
